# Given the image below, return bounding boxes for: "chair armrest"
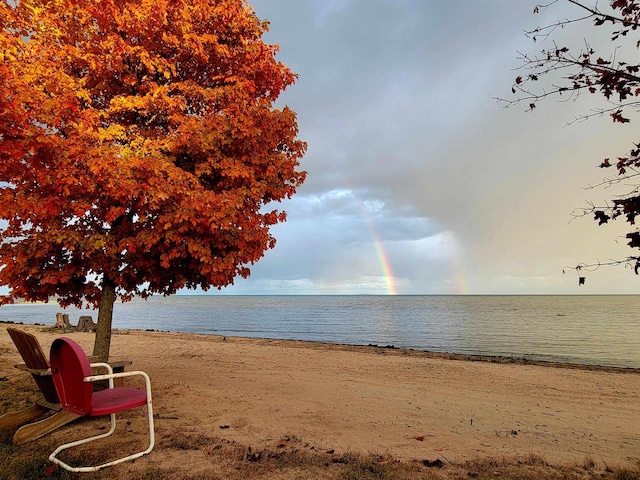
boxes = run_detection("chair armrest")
[88,357,133,369]
[83,371,152,398]
[89,362,113,374]
[89,361,134,389]
[14,359,131,376]
[88,362,113,388]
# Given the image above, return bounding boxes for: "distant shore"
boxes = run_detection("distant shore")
[2,322,639,470]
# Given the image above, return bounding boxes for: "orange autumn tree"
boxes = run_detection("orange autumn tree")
[0,0,306,360]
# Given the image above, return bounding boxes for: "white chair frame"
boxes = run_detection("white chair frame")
[48,362,155,473]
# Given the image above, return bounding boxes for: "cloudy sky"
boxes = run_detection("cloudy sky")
[217,0,640,295]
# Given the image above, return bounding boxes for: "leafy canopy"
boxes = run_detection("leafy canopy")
[0,0,307,306]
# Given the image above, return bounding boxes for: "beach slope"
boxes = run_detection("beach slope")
[1,323,639,473]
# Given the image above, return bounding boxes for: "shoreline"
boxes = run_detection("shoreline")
[138,328,640,375]
[4,319,640,375]
[2,322,640,469]
[2,295,639,371]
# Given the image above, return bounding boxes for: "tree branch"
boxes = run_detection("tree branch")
[564,256,640,273]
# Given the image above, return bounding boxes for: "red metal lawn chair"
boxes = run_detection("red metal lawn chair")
[48,337,155,473]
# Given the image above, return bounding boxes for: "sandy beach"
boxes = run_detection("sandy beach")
[1,322,639,475]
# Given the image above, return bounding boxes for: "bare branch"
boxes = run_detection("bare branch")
[529,0,640,42]
[507,0,640,277]
[566,0,640,28]
[563,256,640,273]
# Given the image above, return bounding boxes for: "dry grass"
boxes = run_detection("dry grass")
[2,419,640,480]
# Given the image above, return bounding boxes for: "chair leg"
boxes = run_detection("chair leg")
[49,402,154,473]
[49,413,118,472]
[0,404,48,430]
[13,410,81,445]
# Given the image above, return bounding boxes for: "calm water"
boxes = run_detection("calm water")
[1,295,639,369]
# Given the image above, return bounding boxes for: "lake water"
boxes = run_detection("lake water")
[1,295,639,369]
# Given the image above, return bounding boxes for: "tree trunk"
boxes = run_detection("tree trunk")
[92,277,116,362]
[54,313,71,329]
[77,315,96,332]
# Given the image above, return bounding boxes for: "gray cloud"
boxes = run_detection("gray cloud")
[217,0,640,294]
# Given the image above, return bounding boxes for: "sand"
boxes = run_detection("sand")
[1,322,639,468]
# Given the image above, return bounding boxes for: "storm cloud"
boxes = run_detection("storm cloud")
[220,0,640,294]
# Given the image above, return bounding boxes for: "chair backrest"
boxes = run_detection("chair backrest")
[7,328,59,404]
[50,338,93,416]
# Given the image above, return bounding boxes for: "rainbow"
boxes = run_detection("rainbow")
[348,189,469,295]
[369,228,397,295]
[361,203,469,295]
[358,201,397,295]
[442,231,468,295]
